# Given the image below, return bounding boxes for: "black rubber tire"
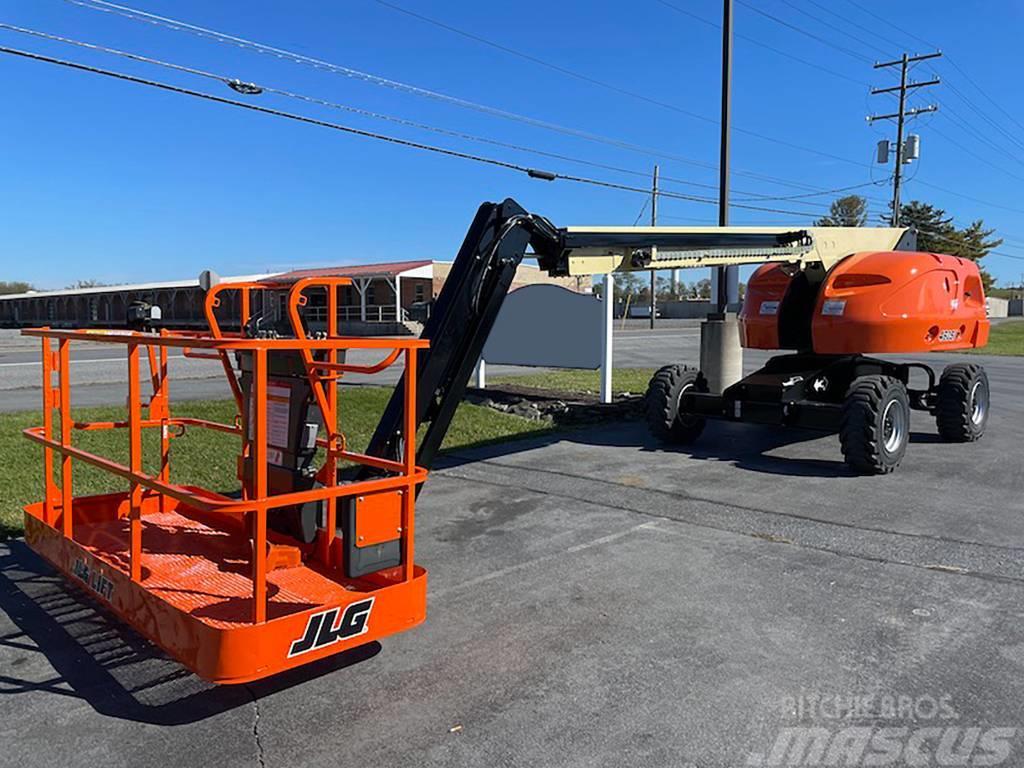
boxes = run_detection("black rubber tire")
[839,375,910,474]
[936,363,989,442]
[644,365,707,444]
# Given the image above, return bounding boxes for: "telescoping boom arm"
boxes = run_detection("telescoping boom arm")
[364,198,911,472]
[549,223,912,276]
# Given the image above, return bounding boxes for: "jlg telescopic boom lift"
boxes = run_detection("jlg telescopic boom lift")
[22,199,990,682]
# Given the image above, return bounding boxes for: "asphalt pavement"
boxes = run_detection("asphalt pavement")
[1,324,1023,767]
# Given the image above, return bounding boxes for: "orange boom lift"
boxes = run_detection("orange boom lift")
[21,199,990,682]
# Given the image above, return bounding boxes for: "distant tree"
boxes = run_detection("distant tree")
[66,279,111,289]
[937,220,1001,291]
[897,201,954,250]
[691,278,712,299]
[656,275,687,301]
[815,195,868,227]
[592,272,645,305]
[898,201,1000,291]
[0,281,33,295]
[614,272,643,302]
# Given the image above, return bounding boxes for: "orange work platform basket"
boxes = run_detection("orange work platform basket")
[20,277,429,684]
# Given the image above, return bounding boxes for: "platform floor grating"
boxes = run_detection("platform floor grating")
[74,510,354,629]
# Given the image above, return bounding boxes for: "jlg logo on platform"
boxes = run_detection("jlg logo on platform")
[288,598,374,657]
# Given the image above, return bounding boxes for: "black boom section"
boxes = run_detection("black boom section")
[362,198,550,473]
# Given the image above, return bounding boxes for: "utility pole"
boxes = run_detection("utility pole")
[698,0,743,395]
[716,0,734,312]
[650,164,659,330]
[868,51,941,225]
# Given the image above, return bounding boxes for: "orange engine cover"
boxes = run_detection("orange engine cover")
[740,251,990,354]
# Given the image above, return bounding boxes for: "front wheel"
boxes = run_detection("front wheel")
[644,365,707,444]
[936,363,989,442]
[840,375,910,474]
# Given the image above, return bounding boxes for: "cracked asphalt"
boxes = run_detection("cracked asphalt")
[1,329,1023,767]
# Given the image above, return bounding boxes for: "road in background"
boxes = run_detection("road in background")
[0,322,704,412]
[3,321,1020,415]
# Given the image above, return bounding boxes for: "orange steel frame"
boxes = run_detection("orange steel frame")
[20,277,430,683]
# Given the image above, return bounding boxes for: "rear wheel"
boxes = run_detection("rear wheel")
[645,365,707,444]
[840,375,910,474]
[936,363,989,442]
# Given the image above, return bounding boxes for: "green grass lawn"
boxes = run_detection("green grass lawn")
[492,367,657,396]
[0,387,551,539]
[964,320,1024,356]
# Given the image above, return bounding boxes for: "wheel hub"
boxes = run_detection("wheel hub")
[676,382,701,427]
[970,379,988,426]
[882,398,907,453]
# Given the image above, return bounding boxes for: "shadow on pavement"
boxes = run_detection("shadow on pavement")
[441,419,856,479]
[0,541,380,725]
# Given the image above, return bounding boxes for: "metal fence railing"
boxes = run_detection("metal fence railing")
[303,305,407,323]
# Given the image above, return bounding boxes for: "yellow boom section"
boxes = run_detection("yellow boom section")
[557,225,911,276]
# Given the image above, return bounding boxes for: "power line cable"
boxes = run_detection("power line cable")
[777,0,894,60]
[0,45,566,177]
[658,0,873,88]
[945,56,1024,135]
[373,0,722,125]
[733,0,875,64]
[841,0,937,51]
[352,0,881,169]
[912,225,1024,262]
[940,77,1024,156]
[0,43,835,218]
[928,124,1024,185]
[841,3,1024,162]
[0,21,866,207]
[803,0,909,54]
[56,0,726,175]
[935,99,1024,168]
[840,3,1024,161]
[914,180,1024,216]
[0,21,725,197]
[633,198,650,226]
[733,180,886,203]
[838,7,1024,194]
[61,0,871,181]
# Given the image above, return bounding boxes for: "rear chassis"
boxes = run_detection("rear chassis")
[684,353,938,431]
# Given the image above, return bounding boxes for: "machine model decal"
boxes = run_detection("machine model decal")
[71,556,115,602]
[288,598,375,657]
[759,300,779,316]
[822,300,846,316]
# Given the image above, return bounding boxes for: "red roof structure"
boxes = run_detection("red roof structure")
[268,260,433,283]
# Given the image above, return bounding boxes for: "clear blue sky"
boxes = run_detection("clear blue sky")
[2,0,1024,289]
